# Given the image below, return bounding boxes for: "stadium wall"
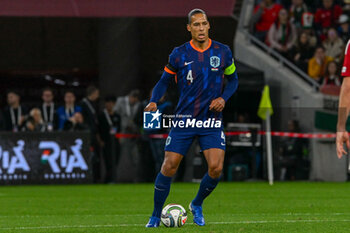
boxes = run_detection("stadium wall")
[98,18,140,97]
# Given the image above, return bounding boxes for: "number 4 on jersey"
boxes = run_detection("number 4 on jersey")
[186,70,193,83]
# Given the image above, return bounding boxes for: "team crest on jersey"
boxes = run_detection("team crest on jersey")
[210,56,220,71]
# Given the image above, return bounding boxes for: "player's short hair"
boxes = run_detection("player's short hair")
[86,85,99,97]
[188,8,207,24]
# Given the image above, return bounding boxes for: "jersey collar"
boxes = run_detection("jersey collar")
[190,39,212,53]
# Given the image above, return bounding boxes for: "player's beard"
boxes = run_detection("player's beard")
[196,34,208,43]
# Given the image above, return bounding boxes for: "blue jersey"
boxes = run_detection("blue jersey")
[164,39,236,121]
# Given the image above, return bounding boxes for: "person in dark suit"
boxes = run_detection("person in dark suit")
[56,90,82,130]
[80,85,100,140]
[99,95,121,183]
[80,85,102,182]
[0,108,5,131]
[3,91,28,132]
[40,87,58,131]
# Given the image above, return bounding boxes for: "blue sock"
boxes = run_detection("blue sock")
[151,172,172,218]
[192,173,220,206]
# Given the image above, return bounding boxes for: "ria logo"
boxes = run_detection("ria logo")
[0,140,30,175]
[143,110,162,129]
[39,139,88,173]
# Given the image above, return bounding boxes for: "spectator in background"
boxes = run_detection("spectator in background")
[80,85,100,138]
[40,87,58,132]
[289,0,309,30]
[267,8,297,57]
[314,0,342,40]
[323,27,344,63]
[3,91,28,132]
[251,0,283,41]
[114,89,141,182]
[115,89,141,134]
[301,13,318,46]
[63,112,89,131]
[99,95,121,183]
[308,46,333,82]
[337,14,350,43]
[291,32,316,72]
[323,61,341,87]
[0,109,4,131]
[25,108,45,132]
[278,120,307,180]
[56,90,82,130]
[303,0,319,12]
[80,85,101,182]
[343,0,350,15]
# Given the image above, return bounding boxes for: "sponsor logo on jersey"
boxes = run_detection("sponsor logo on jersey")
[184,61,194,66]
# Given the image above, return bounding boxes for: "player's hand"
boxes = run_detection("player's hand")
[144,102,157,112]
[336,131,350,159]
[209,97,225,112]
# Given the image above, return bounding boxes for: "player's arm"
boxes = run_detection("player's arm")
[336,40,350,159]
[336,77,350,158]
[209,61,238,112]
[144,65,176,112]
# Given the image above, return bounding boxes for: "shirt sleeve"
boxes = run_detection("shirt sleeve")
[150,48,178,103]
[224,46,236,76]
[164,48,179,75]
[342,40,350,77]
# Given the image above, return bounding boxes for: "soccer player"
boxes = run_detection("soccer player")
[336,39,350,159]
[145,9,238,227]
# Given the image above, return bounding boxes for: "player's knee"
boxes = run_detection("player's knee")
[208,165,222,179]
[161,161,178,176]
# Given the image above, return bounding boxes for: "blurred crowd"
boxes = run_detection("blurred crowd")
[0,87,172,183]
[250,0,350,95]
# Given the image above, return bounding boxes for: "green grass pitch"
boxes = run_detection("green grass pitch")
[1,182,350,232]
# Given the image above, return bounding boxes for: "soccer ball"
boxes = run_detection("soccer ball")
[161,204,187,227]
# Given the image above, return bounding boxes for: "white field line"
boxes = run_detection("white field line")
[1,219,350,230]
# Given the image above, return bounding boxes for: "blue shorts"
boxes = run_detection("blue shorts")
[164,128,226,156]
